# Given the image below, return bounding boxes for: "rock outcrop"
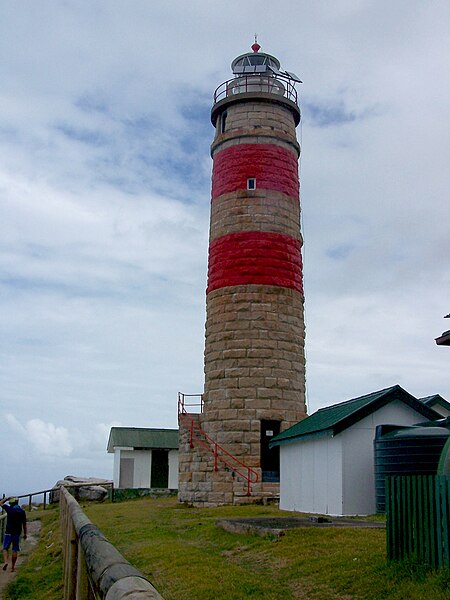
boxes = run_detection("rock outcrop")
[50,475,112,503]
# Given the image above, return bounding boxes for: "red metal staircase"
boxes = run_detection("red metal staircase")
[178,392,259,496]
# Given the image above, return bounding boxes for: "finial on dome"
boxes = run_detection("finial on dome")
[251,33,261,53]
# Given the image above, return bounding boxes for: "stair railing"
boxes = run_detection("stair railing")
[178,392,259,496]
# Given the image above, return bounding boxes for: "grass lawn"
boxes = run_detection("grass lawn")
[5,496,450,599]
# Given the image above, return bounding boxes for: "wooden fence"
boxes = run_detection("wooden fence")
[386,475,450,569]
[60,486,163,599]
[14,481,114,511]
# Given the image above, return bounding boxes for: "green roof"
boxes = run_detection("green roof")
[270,385,442,447]
[107,427,178,453]
[419,395,450,412]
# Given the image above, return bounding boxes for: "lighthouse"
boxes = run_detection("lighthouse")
[178,43,306,506]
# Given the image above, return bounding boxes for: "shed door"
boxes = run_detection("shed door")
[119,457,134,488]
[151,449,169,488]
[261,420,280,482]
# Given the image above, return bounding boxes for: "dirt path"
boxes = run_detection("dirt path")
[0,520,41,599]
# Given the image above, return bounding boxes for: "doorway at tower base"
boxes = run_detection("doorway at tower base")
[178,413,283,506]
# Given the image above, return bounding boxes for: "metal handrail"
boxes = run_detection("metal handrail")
[214,74,298,105]
[178,395,259,496]
[178,392,204,414]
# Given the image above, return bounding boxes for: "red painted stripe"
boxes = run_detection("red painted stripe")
[212,144,299,200]
[207,231,303,294]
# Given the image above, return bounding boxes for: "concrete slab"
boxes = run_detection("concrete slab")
[216,516,385,537]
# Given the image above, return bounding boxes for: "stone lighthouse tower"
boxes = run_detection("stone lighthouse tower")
[178,43,306,506]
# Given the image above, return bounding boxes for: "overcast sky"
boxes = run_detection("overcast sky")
[1,1,449,496]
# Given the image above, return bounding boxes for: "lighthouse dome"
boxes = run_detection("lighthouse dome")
[212,45,301,126]
[231,49,281,75]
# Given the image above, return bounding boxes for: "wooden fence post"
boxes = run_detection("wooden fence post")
[64,516,78,600]
[60,486,164,598]
[75,543,93,600]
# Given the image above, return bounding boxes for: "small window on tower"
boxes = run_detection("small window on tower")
[220,111,227,133]
[247,178,256,190]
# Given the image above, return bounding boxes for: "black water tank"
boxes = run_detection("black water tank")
[374,423,450,513]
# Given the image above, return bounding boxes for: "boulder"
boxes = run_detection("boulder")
[50,476,112,503]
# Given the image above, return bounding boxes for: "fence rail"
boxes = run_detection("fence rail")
[386,475,450,569]
[9,481,114,511]
[60,486,163,599]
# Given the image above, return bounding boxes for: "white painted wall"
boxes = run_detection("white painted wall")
[431,402,450,417]
[340,400,426,515]
[279,400,431,516]
[113,447,133,488]
[134,450,153,488]
[279,436,342,514]
[168,450,179,489]
[118,449,151,488]
[113,447,179,489]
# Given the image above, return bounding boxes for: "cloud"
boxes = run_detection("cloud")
[0,1,449,496]
[303,99,375,127]
[4,413,121,462]
[0,415,116,495]
[5,414,73,457]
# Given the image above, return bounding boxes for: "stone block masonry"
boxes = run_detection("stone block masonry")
[213,101,300,146]
[178,47,306,506]
[210,189,302,241]
[203,285,306,426]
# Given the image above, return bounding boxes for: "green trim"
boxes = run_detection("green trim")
[420,395,450,414]
[107,427,178,453]
[271,429,333,447]
[270,385,442,447]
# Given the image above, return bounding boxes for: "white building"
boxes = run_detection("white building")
[419,394,450,418]
[107,427,179,490]
[270,385,441,516]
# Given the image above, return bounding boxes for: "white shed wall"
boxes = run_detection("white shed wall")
[340,400,429,515]
[431,403,450,417]
[134,450,153,488]
[113,447,133,488]
[168,450,179,489]
[113,448,121,488]
[119,450,151,488]
[279,436,342,514]
[113,447,179,489]
[280,400,431,516]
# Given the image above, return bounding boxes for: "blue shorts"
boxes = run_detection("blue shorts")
[2,534,20,552]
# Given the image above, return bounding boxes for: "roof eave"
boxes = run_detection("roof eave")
[436,330,450,346]
[270,429,333,448]
[333,386,441,435]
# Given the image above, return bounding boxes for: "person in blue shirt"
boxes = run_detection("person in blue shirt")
[1,497,27,572]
